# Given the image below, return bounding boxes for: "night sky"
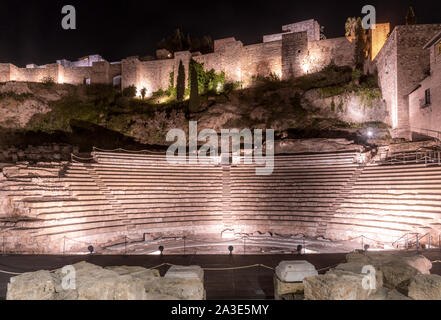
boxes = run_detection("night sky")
[0,0,440,67]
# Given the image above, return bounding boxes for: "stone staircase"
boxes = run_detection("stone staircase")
[83,163,132,230]
[316,164,366,237]
[222,165,233,231]
[3,150,441,253]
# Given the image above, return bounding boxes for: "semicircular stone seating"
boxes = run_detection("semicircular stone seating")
[2,149,441,253]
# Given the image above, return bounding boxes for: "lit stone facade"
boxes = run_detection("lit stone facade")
[409,31,441,140]
[375,24,441,139]
[0,20,355,95]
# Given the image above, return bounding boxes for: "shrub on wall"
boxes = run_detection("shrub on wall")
[188,59,226,95]
[122,85,137,98]
[41,76,55,88]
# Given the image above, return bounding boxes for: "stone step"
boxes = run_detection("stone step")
[343,194,441,202]
[336,206,441,217]
[341,198,441,208]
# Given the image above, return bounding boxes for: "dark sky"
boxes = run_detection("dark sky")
[1,0,440,66]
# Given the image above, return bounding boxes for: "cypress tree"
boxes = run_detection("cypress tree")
[406,6,417,25]
[189,61,200,113]
[176,60,185,101]
[354,18,367,70]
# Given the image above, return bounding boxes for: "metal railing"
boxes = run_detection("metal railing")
[392,232,440,251]
[378,150,441,166]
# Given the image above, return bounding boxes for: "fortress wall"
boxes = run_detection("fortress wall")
[282,19,320,42]
[376,28,398,129]
[307,37,355,73]
[240,41,282,84]
[11,64,61,83]
[395,24,441,139]
[193,44,242,83]
[109,64,122,81]
[90,62,122,85]
[196,40,243,83]
[138,58,174,96]
[63,66,93,85]
[0,64,11,82]
[282,32,309,80]
[121,57,139,89]
[370,23,390,60]
[193,52,224,75]
[91,61,110,84]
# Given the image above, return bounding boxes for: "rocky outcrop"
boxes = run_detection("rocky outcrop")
[302,89,387,124]
[304,251,435,300]
[7,262,205,300]
[304,270,376,300]
[345,251,432,290]
[408,274,441,300]
[0,82,68,129]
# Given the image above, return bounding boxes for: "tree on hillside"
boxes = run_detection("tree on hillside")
[176,60,186,101]
[189,60,200,113]
[406,6,417,25]
[140,88,147,100]
[345,17,359,37]
[346,17,369,70]
[157,28,214,55]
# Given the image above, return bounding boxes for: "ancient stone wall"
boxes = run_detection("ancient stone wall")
[63,66,93,85]
[121,57,139,90]
[282,19,320,42]
[138,59,174,96]
[396,25,441,139]
[375,28,398,129]
[306,37,355,73]
[239,41,282,84]
[376,24,441,139]
[370,23,390,60]
[0,144,78,163]
[282,32,309,80]
[409,34,441,140]
[0,64,11,82]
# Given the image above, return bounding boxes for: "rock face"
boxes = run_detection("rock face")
[7,262,205,300]
[303,270,376,300]
[302,89,387,124]
[304,251,435,300]
[345,252,432,290]
[408,274,441,300]
[7,270,58,300]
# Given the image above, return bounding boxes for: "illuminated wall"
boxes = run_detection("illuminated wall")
[409,32,441,139]
[370,23,390,61]
[375,24,441,139]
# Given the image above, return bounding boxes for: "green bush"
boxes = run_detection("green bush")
[122,85,137,98]
[41,76,55,88]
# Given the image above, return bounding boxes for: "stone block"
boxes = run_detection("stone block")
[165,265,204,282]
[303,270,377,300]
[7,270,57,300]
[274,275,304,300]
[275,260,318,282]
[408,274,441,300]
